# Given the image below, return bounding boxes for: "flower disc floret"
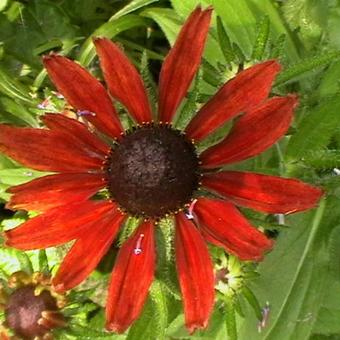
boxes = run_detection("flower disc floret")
[106,124,200,218]
[5,286,57,339]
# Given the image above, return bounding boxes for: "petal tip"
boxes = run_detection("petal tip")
[5,186,13,194]
[267,59,282,71]
[3,232,11,247]
[300,185,324,211]
[204,5,214,14]
[287,93,299,107]
[42,53,60,63]
[197,5,213,20]
[42,54,53,62]
[93,37,116,50]
[263,238,275,254]
[250,238,275,262]
[52,281,66,293]
[4,201,15,211]
[194,4,213,13]
[105,322,126,334]
[187,320,209,334]
[92,36,107,44]
[316,187,325,199]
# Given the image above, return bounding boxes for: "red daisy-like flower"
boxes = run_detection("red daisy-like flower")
[0,7,322,334]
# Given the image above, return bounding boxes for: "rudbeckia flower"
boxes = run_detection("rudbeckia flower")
[0,271,66,339]
[0,6,322,334]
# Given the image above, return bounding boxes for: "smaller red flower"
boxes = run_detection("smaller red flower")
[0,6,322,334]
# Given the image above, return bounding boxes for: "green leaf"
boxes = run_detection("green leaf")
[116,37,163,61]
[327,4,340,50]
[0,183,9,201]
[110,0,159,20]
[149,281,168,339]
[143,7,224,68]
[201,59,222,87]
[251,16,270,61]
[243,0,300,62]
[318,176,340,199]
[225,299,238,340]
[232,43,246,64]
[116,217,140,246]
[128,281,168,340]
[141,8,180,46]
[302,150,340,170]
[170,0,299,62]
[172,0,256,57]
[327,225,340,280]
[213,0,259,57]
[275,51,340,86]
[1,0,79,67]
[33,38,63,55]
[0,67,35,104]
[0,168,45,186]
[127,297,157,340]
[0,247,33,277]
[140,50,158,115]
[318,59,340,98]
[216,16,235,65]
[270,33,286,59]
[78,15,148,67]
[156,219,180,298]
[0,96,38,126]
[166,308,228,339]
[174,70,202,130]
[0,168,44,201]
[286,97,340,161]
[239,197,338,340]
[68,322,124,339]
[0,154,16,170]
[38,249,49,273]
[312,280,340,336]
[242,285,262,321]
[0,0,8,12]
[281,0,326,50]
[33,69,48,90]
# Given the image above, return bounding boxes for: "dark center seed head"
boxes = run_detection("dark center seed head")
[107,125,200,218]
[5,286,58,339]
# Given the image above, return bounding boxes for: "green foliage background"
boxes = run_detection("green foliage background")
[0,0,340,339]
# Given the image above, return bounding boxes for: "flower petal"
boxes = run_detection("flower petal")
[53,209,126,292]
[106,220,155,333]
[202,171,323,214]
[175,213,215,333]
[7,173,106,212]
[0,124,104,172]
[201,95,298,168]
[43,54,123,139]
[42,113,110,156]
[94,38,152,124]
[158,6,212,123]
[194,198,273,261]
[185,60,281,141]
[5,200,115,250]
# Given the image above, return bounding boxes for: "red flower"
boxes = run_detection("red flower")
[0,6,322,334]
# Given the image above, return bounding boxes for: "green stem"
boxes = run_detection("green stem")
[225,298,238,340]
[275,142,285,176]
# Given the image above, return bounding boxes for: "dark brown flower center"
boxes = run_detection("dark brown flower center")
[5,286,58,339]
[106,125,200,218]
